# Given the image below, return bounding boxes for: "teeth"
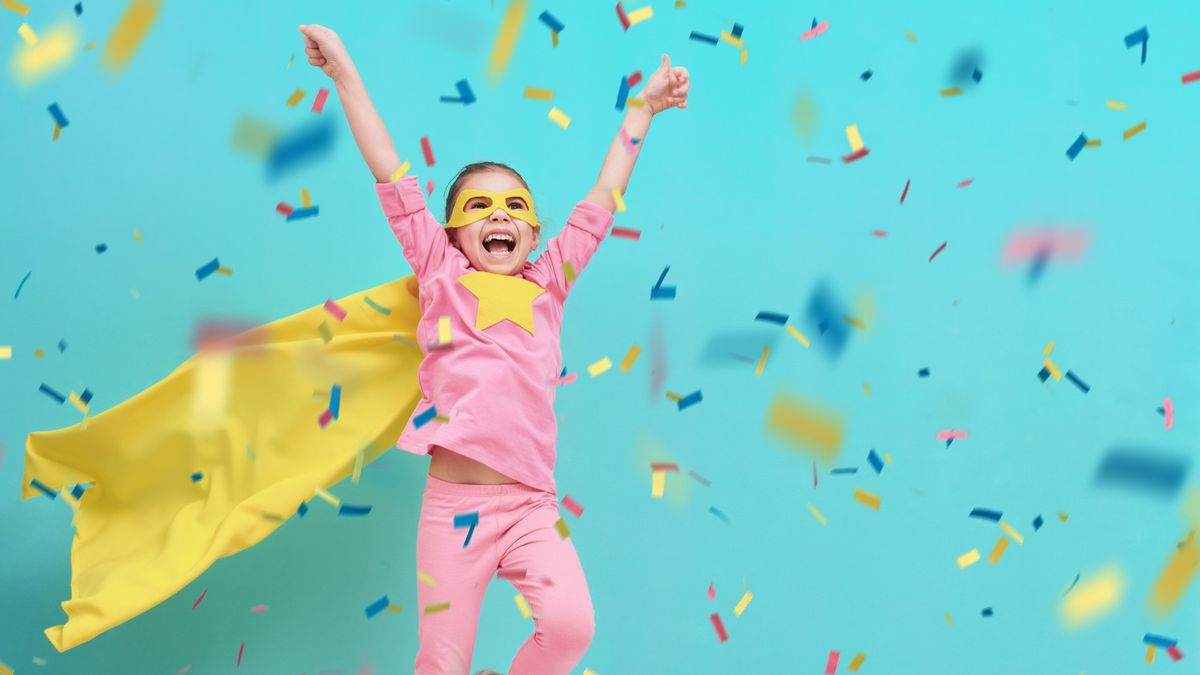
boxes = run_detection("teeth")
[484,233,514,243]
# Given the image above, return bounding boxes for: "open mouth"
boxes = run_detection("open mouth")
[482,232,516,258]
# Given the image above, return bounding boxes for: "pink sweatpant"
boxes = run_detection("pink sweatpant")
[415,475,595,675]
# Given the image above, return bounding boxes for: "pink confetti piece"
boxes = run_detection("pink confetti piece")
[619,126,640,155]
[710,612,728,642]
[707,584,715,600]
[1164,397,1174,430]
[318,409,333,428]
[420,136,436,166]
[250,605,269,613]
[1182,70,1200,85]
[312,87,329,113]
[549,373,577,386]
[800,20,829,41]
[323,299,347,322]
[900,178,910,204]
[871,229,888,237]
[561,495,584,517]
[626,70,643,88]
[825,649,841,674]
[611,226,641,239]
[236,642,245,667]
[177,666,191,674]
[192,588,208,609]
[929,241,948,262]
[957,178,974,188]
[1167,645,1183,661]
[275,202,295,217]
[426,180,434,196]
[1000,229,1091,264]
[936,429,968,441]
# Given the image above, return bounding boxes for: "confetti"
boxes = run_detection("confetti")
[928,241,947,262]
[413,406,438,429]
[488,0,527,82]
[853,488,880,510]
[650,266,676,300]
[848,654,865,671]
[102,0,162,73]
[323,299,347,322]
[436,316,452,346]
[1066,133,1088,160]
[844,124,863,151]
[981,607,994,617]
[547,106,571,129]
[1122,121,1147,140]
[420,136,435,166]
[619,344,640,371]
[754,346,770,376]
[1064,370,1090,393]
[1149,532,1199,617]
[390,161,411,182]
[365,595,389,619]
[708,505,730,523]
[554,517,570,538]
[755,311,789,325]
[1183,70,1200,84]
[733,591,752,617]
[689,31,719,45]
[311,87,329,113]
[316,321,333,344]
[969,507,1002,522]
[3,0,29,15]
[1094,447,1188,497]
[587,357,612,377]
[454,511,479,547]
[266,117,337,179]
[807,502,827,525]
[0,346,11,360]
[561,495,584,517]
[1167,645,1184,661]
[936,430,968,442]
[514,593,533,619]
[824,650,840,674]
[17,22,37,45]
[423,602,451,615]
[841,147,869,163]
[611,188,627,212]
[418,571,437,587]
[940,87,963,96]
[1105,99,1127,110]
[867,449,883,474]
[299,190,312,207]
[439,79,476,105]
[1000,521,1024,544]
[900,178,910,203]
[13,18,81,85]
[860,70,873,81]
[626,5,653,27]
[690,470,711,486]
[47,102,69,128]
[677,390,703,411]
[957,549,981,569]
[709,613,728,642]
[800,20,829,41]
[1059,565,1125,628]
[1144,633,1178,648]
[766,391,844,460]
[538,10,564,33]
[524,86,554,100]
[286,89,305,107]
[192,588,208,609]
[988,536,1010,564]
[786,325,810,347]
[1163,397,1173,430]
[1124,26,1149,65]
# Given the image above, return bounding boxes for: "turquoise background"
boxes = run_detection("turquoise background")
[2,0,1198,673]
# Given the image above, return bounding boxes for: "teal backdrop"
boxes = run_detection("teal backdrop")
[2,1,1197,673]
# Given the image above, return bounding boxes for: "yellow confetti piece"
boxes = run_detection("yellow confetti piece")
[626,5,654,25]
[1084,139,1101,147]
[423,602,451,615]
[215,267,233,276]
[433,415,450,423]
[862,381,871,397]
[843,315,865,329]
[854,488,880,510]
[674,0,685,6]
[437,316,452,345]
[583,670,598,675]
[905,31,918,42]
[524,86,554,100]
[1058,512,1069,522]
[551,30,558,47]
[587,357,612,377]
[313,487,341,508]
[84,40,95,50]
[988,535,1009,564]
[300,189,312,208]
[418,571,437,587]
[102,0,163,74]
[940,87,963,96]
[766,392,845,461]
[733,591,753,617]
[619,344,641,372]
[134,228,143,242]
[384,604,403,613]
[1043,358,1062,382]
[487,0,528,82]
[0,346,11,360]
[807,502,827,525]
[848,653,866,671]
[554,516,570,538]
[945,612,954,626]
[665,391,683,402]
[52,122,62,141]
[719,30,744,49]
[957,549,981,569]
[754,346,769,376]
[514,593,532,619]
[650,470,665,498]
[786,324,810,347]
[67,391,89,415]
[1123,120,1147,140]
[739,48,748,64]
[845,124,864,152]
[287,53,294,69]
[884,452,892,464]
[34,347,45,358]
[1000,521,1024,545]
[316,320,333,344]
[563,261,577,283]
[18,22,37,45]
[1148,531,1199,617]
[1105,99,1127,111]
[390,161,412,182]
[3,0,30,16]
[611,188,626,212]
[627,97,644,108]
[1059,565,1125,629]
[286,88,306,107]
[1042,341,1055,356]
[352,449,364,483]
[12,19,81,85]
[1146,644,1156,664]
[547,106,571,129]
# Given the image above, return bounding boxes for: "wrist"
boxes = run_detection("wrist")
[333,64,363,90]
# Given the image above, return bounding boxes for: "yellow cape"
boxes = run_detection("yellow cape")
[21,276,425,652]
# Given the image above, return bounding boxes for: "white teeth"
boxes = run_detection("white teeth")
[483,233,515,244]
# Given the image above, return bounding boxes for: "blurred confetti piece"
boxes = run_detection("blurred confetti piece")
[561,495,584,517]
[554,517,570,538]
[423,602,451,615]
[0,346,11,360]
[1148,531,1199,617]
[1163,397,1174,430]
[1183,70,1200,84]
[230,115,281,158]
[1123,120,1147,140]
[1105,99,1127,110]
[905,31,917,42]
[3,0,29,15]
[102,0,162,74]
[514,593,532,619]
[800,20,828,41]
[754,346,769,376]
[650,470,665,498]
[957,549,981,569]
[1000,521,1024,544]
[587,357,612,377]
[1094,446,1188,498]
[619,344,640,371]
[488,0,527,82]
[853,488,880,510]
[677,390,702,410]
[710,613,728,642]
[547,106,571,129]
[524,86,553,100]
[928,241,947,262]
[733,591,753,617]
[12,19,80,85]
[807,502,827,525]
[418,571,437,587]
[988,536,1009,564]
[766,391,844,460]
[824,650,840,674]
[786,325,810,347]
[538,10,564,33]
[626,5,653,26]
[848,653,865,671]
[390,161,411,182]
[365,596,389,619]
[1066,132,1088,160]
[17,22,37,45]
[420,136,436,166]
[1059,565,1125,629]
[312,87,329,113]
[323,299,348,322]
[940,87,963,96]
[845,124,863,151]
[286,89,305,107]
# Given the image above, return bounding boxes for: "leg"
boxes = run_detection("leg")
[414,476,504,675]
[500,494,595,675]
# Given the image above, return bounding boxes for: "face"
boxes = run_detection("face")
[447,170,539,275]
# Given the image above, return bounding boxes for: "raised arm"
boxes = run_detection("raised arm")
[299,24,402,183]
[584,54,691,211]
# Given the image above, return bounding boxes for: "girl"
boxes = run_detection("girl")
[299,22,690,675]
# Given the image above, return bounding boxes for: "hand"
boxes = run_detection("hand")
[638,54,690,114]
[299,24,355,83]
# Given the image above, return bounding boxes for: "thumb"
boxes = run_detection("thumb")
[657,53,671,74]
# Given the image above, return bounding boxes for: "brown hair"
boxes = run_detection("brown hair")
[443,161,531,222]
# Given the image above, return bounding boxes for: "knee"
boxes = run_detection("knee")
[538,607,594,655]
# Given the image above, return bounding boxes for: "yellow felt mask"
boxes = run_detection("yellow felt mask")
[445,188,539,229]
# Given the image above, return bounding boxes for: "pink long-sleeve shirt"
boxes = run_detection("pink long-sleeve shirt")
[376,176,612,494]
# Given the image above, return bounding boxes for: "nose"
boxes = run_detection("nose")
[488,208,510,222]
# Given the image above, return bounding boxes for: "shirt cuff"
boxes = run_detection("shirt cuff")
[375,175,430,219]
[567,200,614,238]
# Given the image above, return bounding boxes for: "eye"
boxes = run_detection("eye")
[506,198,528,210]
[466,198,490,210]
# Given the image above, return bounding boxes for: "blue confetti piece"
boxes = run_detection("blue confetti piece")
[286,206,320,221]
[867,449,884,474]
[615,76,630,111]
[190,472,203,482]
[80,388,93,404]
[1066,132,1088,161]
[677,390,703,411]
[969,508,1003,522]
[195,258,220,281]
[39,384,66,404]
[1037,366,1051,383]
[918,367,930,377]
[708,506,730,523]
[1157,406,1165,416]
[57,339,67,352]
[1124,26,1149,64]
[266,117,337,180]
[981,607,993,617]
[413,406,438,429]
[70,484,86,499]
[1144,633,1178,648]
[365,595,389,619]
[560,366,567,377]
[830,467,858,475]
[689,31,719,45]
[74,2,82,15]
[650,286,676,300]
[754,311,788,326]
[329,385,341,420]
[1094,447,1188,497]
[971,67,983,83]
[439,79,476,105]
[297,501,308,518]
[860,70,873,81]
[538,10,564,33]
[14,271,31,299]
[95,243,107,254]
[1032,515,1044,531]
[806,282,851,360]
[47,103,69,128]
[1064,573,1081,595]
[730,23,743,38]
[454,511,479,547]
[1064,370,1090,393]
[30,479,57,499]
[338,504,372,516]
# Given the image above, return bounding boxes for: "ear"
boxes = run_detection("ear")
[446,228,460,248]
[530,228,540,251]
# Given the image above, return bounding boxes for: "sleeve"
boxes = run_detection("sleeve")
[526,200,614,299]
[375,175,453,280]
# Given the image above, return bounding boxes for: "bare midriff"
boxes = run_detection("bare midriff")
[428,445,519,484]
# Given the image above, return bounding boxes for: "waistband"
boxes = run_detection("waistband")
[424,473,546,497]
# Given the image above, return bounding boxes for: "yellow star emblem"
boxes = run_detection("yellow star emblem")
[458,271,545,335]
